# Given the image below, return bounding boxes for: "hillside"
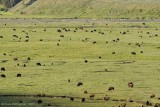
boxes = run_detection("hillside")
[2,0,160,19]
[0,0,21,8]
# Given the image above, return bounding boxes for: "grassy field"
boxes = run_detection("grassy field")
[0,18,160,107]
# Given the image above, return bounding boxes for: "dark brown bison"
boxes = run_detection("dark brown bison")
[150,94,155,98]
[84,60,88,63]
[1,67,5,71]
[155,103,160,107]
[81,98,86,102]
[70,97,74,101]
[128,82,134,88]
[17,74,21,77]
[1,74,6,78]
[37,99,42,104]
[57,29,61,33]
[84,90,88,94]
[90,94,95,99]
[131,52,136,55]
[93,41,97,44]
[27,57,31,60]
[146,101,152,106]
[37,63,41,66]
[68,79,70,83]
[77,82,83,86]
[108,87,114,91]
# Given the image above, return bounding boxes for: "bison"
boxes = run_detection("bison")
[128,82,134,88]
[1,67,5,71]
[84,90,88,94]
[90,94,95,99]
[70,97,74,101]
[150,94,155,98]
[17,74,21,77]
[108,87,114,91]
[37,99,42,104]
[81,98,86,102]
[36,63,41,66]
[1,74,6,78]
[77,82,83,86]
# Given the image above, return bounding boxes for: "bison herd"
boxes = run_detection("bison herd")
[0,20,160,107]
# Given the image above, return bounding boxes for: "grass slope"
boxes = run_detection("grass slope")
[9,0,160,19]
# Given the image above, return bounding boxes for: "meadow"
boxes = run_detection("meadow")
[0,18,160,107]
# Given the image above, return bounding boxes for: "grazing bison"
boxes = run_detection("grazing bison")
[57,29,61,33]
[77,82,83,86]
[150,94,155,98]
[36,63,41,66]
[122,32,126,34]
[128,99,134,102]
[146,101,152,106]
[47,104,51,106]
[23,64,26,67]
[13,35,18,38]
[84,90,88,94]
[131,52,136,55]
[19,100,23,103]
[25,36,29,38]
[14,58,18,61]
[37,99,42,104]
[155,103,160,107]
[81,98,86,102]
[84,60,88,63]
[0,36,3,38]
[68,79,70,83]
[90,94,95,99]
[128,82,134,88]
[112,52,115,54]
[108,87,114,91]
[60,35,64,38]
[1,67,5,71]
[27,57,31,60]
[17,74,21,77]
[93,41,97,44]
[1,74,6,78]
[70,97,74,101]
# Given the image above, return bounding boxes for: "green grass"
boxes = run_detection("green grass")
[0,19,160,107]
[7,0,160,19]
